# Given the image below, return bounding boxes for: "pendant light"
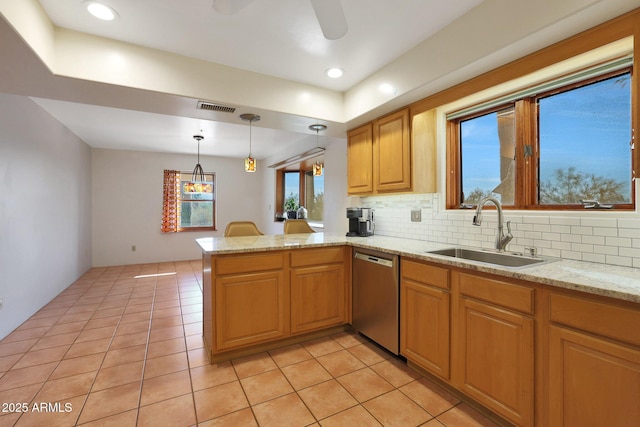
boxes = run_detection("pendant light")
[240,113,260,172]
[191,134,205,182]
[309,124,326,176]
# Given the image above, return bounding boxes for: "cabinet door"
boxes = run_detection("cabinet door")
[290,264,346,334]
[374,109,411,192]
[347,124,373,194]
[401,278,450,379]
[548,325,640,426]
[457,297,534,427]
[215,270,287,351]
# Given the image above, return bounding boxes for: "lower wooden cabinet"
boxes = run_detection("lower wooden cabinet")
[215,270,287,351]
[546,291,640,426]
[204,247,350,359]
[290,254,347,334]
[400,259,450,380]
[456,296,534,426]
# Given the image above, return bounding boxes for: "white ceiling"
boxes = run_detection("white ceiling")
[38,0,482,92]
[2,0,639,160]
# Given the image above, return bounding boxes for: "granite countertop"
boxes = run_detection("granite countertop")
[196,232,640,304]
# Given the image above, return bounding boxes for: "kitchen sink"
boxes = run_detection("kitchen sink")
[427,247,555,268]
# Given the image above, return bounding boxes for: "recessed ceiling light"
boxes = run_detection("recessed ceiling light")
[379,83,397,95]
[326,68,343,79]
[84,1,118,21]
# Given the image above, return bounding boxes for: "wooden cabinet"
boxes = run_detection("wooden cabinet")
[290,247,348,334]
[453,271,534,427]
[347,107,436,195]
[373,108,411,192]
[213,252,287,352]
[203,246,350,361]
[546,291,640,426]
[400,259,450,380]
[347,123,373,194]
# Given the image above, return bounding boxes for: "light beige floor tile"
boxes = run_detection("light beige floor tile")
[0,362,57,391]
[370,358,421,388]
[137,393,196,427]
[34,371,97,401]
[297,379,358,420]
[77,382,142,425]
[231,352,277,379]
[316,349,366,377]
[281,359,332,391]
[364,389,432,427]
[269,344,313,368]
[74,408,138,427]
[399,377,460,416]
[347,342,391,366]
[146,337,186,359]
[143,352,188,379]
[252,392,315,427]
[337,367,394,402]
[320,405,383,427]
[197,408,257,427]
[193,381,249,422]
[50,353,104,380]
[190,361,237,391]
[140,369,192,406]
[102,344,147,368]
[240,369,294,405]
[302,336,343,357]
[92,360,144,391]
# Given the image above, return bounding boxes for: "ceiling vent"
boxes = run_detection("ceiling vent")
[197,101,236,113]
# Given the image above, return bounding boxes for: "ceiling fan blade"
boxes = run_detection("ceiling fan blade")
[212,0,254,15]
[310,0,348,40]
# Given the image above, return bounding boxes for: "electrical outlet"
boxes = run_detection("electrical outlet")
[411,209,422,222]
[131,245,136,252]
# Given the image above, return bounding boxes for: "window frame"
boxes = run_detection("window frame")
[274,156,324,225]
[178,171,216,232]
[447,66,635,211]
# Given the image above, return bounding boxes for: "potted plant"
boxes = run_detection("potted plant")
[284,194,299,219]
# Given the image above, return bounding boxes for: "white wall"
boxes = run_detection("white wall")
[0,94,92,339]
[91,148,267,266]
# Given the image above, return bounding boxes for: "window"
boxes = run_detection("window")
[275,157,324,224]
[449,64,634,210]
[161,170,216,232]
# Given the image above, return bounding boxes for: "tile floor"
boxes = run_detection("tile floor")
[0,261,503,427]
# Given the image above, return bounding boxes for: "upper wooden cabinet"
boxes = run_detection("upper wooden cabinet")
[346,123,373,194]
[374,109,411,192]
[347,108,436,195]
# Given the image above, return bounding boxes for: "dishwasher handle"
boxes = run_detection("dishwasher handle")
[354,252,394,268]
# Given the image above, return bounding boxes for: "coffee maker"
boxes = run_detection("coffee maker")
[346,207,375,237]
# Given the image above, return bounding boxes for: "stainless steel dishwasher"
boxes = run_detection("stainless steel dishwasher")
[352,248,399,355]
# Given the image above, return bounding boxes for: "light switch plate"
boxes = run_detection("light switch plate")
[411,209,421,222]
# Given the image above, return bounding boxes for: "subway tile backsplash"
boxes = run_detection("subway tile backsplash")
[358,193,640,268]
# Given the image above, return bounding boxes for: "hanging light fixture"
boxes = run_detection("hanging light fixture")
[191,134,205,182]
[309,124,327,176]
[240,113,260,172]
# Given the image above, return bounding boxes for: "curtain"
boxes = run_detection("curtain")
[161,170,181,233]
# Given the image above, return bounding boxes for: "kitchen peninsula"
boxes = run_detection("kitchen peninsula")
[197,232,640,427]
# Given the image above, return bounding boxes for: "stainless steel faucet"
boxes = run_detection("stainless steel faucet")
[473,196,513,252]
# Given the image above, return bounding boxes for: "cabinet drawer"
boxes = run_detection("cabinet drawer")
[549,292,640,347]
[402,259,449,290]
[290,247,344,268]
[458,272,534,314]
[215,252,285,275]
